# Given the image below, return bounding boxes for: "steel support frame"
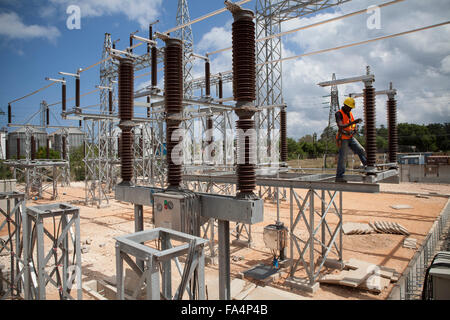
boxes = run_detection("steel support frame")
[288,187,343,289]
[24,203,82,300]
[114,227,207,300]
[0,192,27,300]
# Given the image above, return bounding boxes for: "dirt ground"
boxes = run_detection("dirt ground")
[1,181,449,300]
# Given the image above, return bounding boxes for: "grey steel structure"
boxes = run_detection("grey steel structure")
[115,227,208,300]
[23,203,82,300]
[0,192,26,300]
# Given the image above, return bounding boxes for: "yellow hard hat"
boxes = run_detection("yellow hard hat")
[344,97,355,109]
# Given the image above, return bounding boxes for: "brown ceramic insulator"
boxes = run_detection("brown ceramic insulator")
[46,107,49,125]
[8,104,11,124]
[166,121,182,188]
[109,90,113,115]
[117,137,121,158]
[152,46,158,87]
[218,78,223,104]
[31,136,36,160]
[139,135,143,157]
[16,138,20,159]
[164,40,183,114]
[164,39,183,189]
[118,59,134,121]
[120,130,133,183]
[363,85,377,168]
[232,19,256,102]
[147,97,151,118]
[280,109,288,163]
[205,61,211,97]
[75,78,80,108]
[236,118,256,193]
[62,136,67,160]
[5,139,9,160]
[387,98,398,164]
[62,83,66,112]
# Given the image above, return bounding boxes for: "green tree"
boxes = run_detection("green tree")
[69,145,85,181]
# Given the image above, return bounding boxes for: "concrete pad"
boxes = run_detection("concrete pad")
[243,285,311,300]
[285,277,319,293]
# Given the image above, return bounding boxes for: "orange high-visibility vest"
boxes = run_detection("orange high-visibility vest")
[336,109,356,141]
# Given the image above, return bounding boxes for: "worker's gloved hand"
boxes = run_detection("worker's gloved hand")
[355,118,363,124]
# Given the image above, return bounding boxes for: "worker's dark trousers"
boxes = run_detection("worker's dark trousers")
[336,137,367,178]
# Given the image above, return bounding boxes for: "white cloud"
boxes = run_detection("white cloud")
[49,0,163,29]
[441,55,450,74]
[0,12,60,42]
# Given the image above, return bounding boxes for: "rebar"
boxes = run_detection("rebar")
[363,83,377,168]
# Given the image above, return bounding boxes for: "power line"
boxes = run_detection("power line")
[206,0,407,56]
[8,81,57,105]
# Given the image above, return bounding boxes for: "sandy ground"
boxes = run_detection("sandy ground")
[1,181,449,300]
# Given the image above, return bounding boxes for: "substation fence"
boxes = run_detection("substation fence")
[389,199,450,300]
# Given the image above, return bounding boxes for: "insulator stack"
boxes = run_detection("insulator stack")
[164,38,183,189]
[120,130,133,183]
[75,77,80,109]
[205,61,211,97]
[62,136,67,160]
[79,120,82,128]
[387,97,398,164]
[151,46,158,87]
[236,118,256,194]
[109,90,113,115]
[139,134,143,157]
[231,12,256,103]
[147,97,151,118]
[46,107,50,126]
[62,83,66,112]
[16,138,20,159]
[228,6,257,199]
[280,109,288,164]
[363,84,377,168]
[118,59,134,121]
[31,136,36,160]
[8,104,11,124]
[5,139,9,160]
[46,138,50,159]
[118,58,135,185]
[117,137,121,158]
[218,77,223,103]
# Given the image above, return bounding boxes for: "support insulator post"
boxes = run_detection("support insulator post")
[75,77,80,109]
[164,38,183,190]
[118,58,135,186]
[280,108,288,164]
[8,104,11,124]
[62,82,67,113]
[387,94,398,165]
[228,5,257,199]
[205,60,211,97]
[363,82,377,169]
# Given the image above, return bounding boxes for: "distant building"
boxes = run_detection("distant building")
[49,128,85,153]
[7,127,47,159]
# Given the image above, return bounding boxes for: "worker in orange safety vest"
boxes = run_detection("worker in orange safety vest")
[335,97,367,183]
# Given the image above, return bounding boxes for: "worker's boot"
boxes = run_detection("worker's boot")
[335,177,347,183]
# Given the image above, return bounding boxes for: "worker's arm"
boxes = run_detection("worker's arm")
[336,118,362,129]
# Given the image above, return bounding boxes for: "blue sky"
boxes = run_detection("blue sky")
[1,0,449,138]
